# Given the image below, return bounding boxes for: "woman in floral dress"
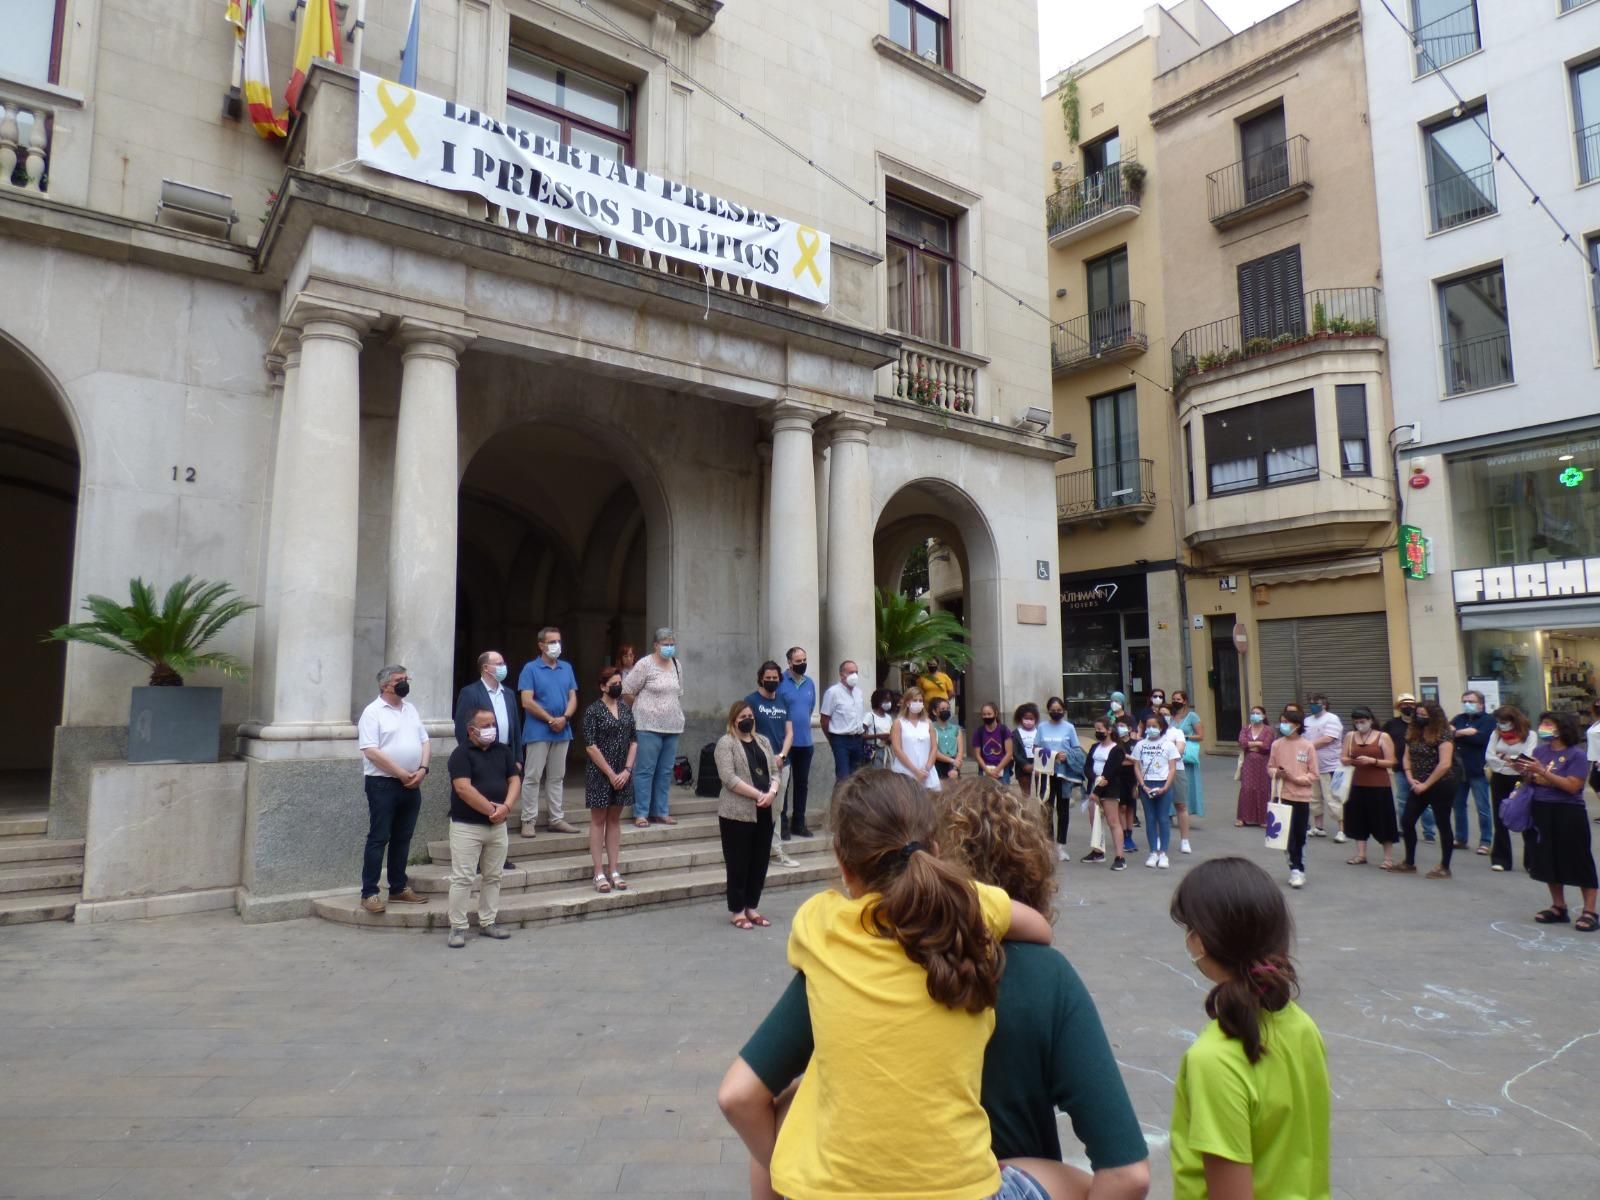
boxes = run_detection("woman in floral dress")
[582,665,636,892]
[1236,703,1274,826]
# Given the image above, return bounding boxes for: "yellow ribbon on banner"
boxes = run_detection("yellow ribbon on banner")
[792,226,824,287]
[370,81,420,159]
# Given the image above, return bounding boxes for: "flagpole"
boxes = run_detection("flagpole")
[348,0,367,72]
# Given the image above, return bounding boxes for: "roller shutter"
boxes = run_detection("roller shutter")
[1257,613,1392,720]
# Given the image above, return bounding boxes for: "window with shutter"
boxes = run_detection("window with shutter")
[1238,246,1303,342]
[1203,390,1317,496]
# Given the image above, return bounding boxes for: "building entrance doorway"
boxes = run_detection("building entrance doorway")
[1209,615,1243,742]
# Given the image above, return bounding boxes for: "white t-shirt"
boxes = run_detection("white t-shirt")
[1588,719,1600,766]
[1090,739,1114,781]
[1163,726,1187,773]
[1302,711,1345,774]
[892,717,940,790]
[820,682,868,735]
[358,696,428,778]
[1017,726,1039,761]
[1131,735,1178,785]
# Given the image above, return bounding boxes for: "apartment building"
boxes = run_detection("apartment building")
[1151,0,1413,749]
[0,0,1065,920]
[1042,3,1231,725]
[1362,0,1600,717]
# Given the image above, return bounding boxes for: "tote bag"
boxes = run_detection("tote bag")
[1265,775,1292,850]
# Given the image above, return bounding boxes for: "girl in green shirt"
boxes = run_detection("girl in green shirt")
[1167,858,1331,1200]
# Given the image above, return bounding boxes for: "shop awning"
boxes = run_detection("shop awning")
[1251,555,1383,588]
[1459,599,1600,631]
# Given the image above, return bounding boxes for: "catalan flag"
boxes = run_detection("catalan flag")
[243,0,288,139]
[285,0,342,114]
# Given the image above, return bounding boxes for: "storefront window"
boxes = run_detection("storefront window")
[1447,431,1600,567]
[1061,611,1124,725]
[1462,629,1544,716]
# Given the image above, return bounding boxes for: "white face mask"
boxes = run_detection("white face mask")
[545,641,562,658]
[908,701,925,716]
[473,724,497,743]
[845,672,860,688]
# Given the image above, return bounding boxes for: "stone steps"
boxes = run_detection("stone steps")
[0,889,82,926]
[0,807,79,924]
[425,810,727,863]
[0,813,47,839]
[0,860,83,895]
[0,836,84,865]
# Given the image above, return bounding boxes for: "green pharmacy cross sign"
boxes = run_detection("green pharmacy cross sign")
[1399,525,1430,581]
[1561,466,1586,488]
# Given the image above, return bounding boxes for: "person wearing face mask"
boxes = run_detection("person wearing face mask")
[714,701,780,930]
[930,697,967,783]
[748,663,800,870]
[582,666,638,893]
[1514,710,1596,931]
[1299,693,1344,841]
[1037,698,1084,860]
[1398,703,1457,879]
[868,689,898,769]
[623,628,686,829]
[1171,692,1204,846]
[1485,706,1536,872]
[444,707,521,947]
[517,626,581,837]
[821,660,871,783]
[1086,720,1130,870]
[1236,706,1274,828]
[1267,708,1317,888]
[454,649,523,870]
[1010,702,1042,800]
[1384,693,1434,843]
[775,647,818,839]
[1338,707,1397,869]
[1136,689,1167,728]
[890,686,940,790]
[1105,691,1128,727]
[971,702,1013,784]
[356,665,431,913]
[1114,720,1140,854]
[1451,690,1496,856]
[1132,715,1180,868]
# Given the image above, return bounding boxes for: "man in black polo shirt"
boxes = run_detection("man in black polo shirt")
[445,707,522,949]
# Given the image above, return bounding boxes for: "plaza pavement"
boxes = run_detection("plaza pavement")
[2,756,1599,1199]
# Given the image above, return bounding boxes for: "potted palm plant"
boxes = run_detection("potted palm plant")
[874,586,973,688]
[47,577,257,764]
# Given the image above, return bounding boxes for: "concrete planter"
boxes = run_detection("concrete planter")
[128,686,223,764]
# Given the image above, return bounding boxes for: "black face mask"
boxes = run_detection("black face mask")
[983,716,997,726]
[1048,711,1065,721]
[1096,730,1109,741]
[936,709,951,721]
[736,717,755,734]
[1412,714,1429,726]
[607,682,623,699]
[393,681,410,698]
[1399,706,1416,718]
[791,662,807,675]
[1172,700,1186,710]
[761,678,780,692]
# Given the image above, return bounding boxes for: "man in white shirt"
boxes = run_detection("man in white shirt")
[820,659,869,783]
[357,664,432,914]
[1301,692,1345,841]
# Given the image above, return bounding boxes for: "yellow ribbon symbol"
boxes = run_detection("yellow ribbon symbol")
[793,226,824,287]
[370,80,420,159]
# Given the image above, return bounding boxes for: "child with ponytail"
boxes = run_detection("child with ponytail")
[1167,857,1331,1200]
[737,768,1056,1200]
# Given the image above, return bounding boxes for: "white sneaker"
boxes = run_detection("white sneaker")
[1180,839,1192,854]
[1157,853,1170,869]
[1145,853,1159,868]
[1333,831,1347,844]
[1309,827,1327,838]
[1289,869,1306,888]
[1057,845,1069,862]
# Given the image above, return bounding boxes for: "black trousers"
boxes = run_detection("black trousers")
[1047,776,1073,844]
[786,746,814,827]
[1287,801,1310,873]
[362,776,421,898]
[1490,772,1518,870]
[721,809,774,913]
[1403,784,1454,868]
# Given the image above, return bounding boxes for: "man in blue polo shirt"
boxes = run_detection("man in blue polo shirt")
[517,626,580,836]
[775,646,816,839]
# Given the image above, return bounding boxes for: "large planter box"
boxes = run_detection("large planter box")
[128,686,222,764]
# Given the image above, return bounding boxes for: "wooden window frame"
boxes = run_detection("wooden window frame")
[887,195,961,348]
[506,49,635,165]
[888,0,951,68]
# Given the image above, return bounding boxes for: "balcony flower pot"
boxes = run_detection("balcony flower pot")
[47,576,256,766]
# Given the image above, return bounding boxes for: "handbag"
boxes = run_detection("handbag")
[1233,752,1244,782]
[1265,775,1291,850]
[1500,783,1536,834]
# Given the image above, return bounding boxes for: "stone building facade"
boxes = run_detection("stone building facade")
[0,0,1067,919]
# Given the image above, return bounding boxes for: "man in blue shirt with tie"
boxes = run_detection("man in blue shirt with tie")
[775,646,816,839]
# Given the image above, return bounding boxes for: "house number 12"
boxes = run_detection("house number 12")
[172,467,196,482]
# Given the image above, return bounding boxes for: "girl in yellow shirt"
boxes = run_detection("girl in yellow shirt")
[722,768,1057,1200]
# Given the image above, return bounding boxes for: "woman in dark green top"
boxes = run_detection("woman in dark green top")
[725,777,1151,1196]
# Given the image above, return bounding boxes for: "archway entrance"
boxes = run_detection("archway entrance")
[0,336,79,816]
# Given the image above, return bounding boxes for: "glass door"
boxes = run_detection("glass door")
[1240,106,1289,204]
[1085,248,1130,354]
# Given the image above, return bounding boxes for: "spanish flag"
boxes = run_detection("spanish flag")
[285,0,342,114]
[244,0,288,139]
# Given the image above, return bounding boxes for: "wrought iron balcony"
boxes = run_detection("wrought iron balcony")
[1414,2,1480,74]
[1442,331,1514,396]
[1427,162,1497,232]
[1047,155,1146,247]
[1579,122,1600,186]
[1171,287,1381,390]
[1051,300,1148,375]
[1056,458,1156,525]
[1206,135,1311,228]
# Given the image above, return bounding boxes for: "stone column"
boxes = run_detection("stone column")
[270,300,377,730]
[756,441,772,656]
[384,319,476,723]
[764,401,823,663]
[252,347,295,722]
[825,415,880,680]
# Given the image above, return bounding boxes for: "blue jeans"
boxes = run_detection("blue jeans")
[633,731,679,820]
[1455,770,1492,846]
[362,775,421,898]
[1141,787,1174,854]
[828,733,868,783]
[993,1165,1050,1200]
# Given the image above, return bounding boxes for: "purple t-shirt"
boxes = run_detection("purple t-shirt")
[973,722,1012,766]
[1530,742,1591,806]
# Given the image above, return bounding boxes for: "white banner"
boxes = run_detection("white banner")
[355,73,831,304]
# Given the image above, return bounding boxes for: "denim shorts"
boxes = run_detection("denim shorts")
[993,1165,1050,1200]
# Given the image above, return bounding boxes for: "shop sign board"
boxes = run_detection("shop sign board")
[1452,558,1600,605]
[1399,525,1429,581]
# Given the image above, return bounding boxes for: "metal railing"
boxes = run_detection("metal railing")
[1207,135,1310,223]
[1427,161,1497,231]
[1046,157,1144,240]
[1578,122,1600,185]
[1056,458,1156,521]
[0,99,51,194]
[1051,300,1148,372]
[1442,331,1514,395]
[1413,2,1480,74]
[890,337,980,415]
[1565,0,1598,11]
[1171,287,1381,386]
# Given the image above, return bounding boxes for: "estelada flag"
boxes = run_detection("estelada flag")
[285,0,342,114]
[244,0,288,138]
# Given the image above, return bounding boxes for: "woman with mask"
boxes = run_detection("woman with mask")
[1398,702,1457,879]
[1132,714,1179,869]
[932,699,966,782]
[1338,706,1397,869]
[1115,718,1139,856]
[1384,694,1433,843]
[622,628,684,829]
[1170,692,1204,847]
[868,689,897,769]
[1486,707,1536,872]
[1515,711,1597,930]
[1236,705,1274,828]
[1037,698,1083,861]
[582,665,637,892]
[714,700,779,930]
[1085,719,1130,871]
[1267,709,1317,888]
[1011,702,1042,801]
[972,702,1014,784]
[890,686,940,790]
[1106,691,1128,726]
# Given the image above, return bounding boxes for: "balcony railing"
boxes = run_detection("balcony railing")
[1047,156,1145,242]
[1414,2,1480,74]
[1442,331,1514,395]
[890,337,980,415]
[1207,135,1310,226]
[1052,300,1148,373]
[1565,0,1598,11]
[1579,122,1600,185]
[1056,458,1156,523]
[1171,287,1381,388]
[0,99,50,194]
[1427,162,1496,231]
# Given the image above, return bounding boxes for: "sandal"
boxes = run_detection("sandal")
[593,874,612,893]
[731,915,754,930]
[610,873,628,891]
[1476,845,1490,855]
[634,818,651,829]
[1234,820,1244,828]
[1379,860,1396,871]
[746,912,772,927]
[1534,907,1570,924]
[1346,856,1367,865]
[1577,910,1600,933]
